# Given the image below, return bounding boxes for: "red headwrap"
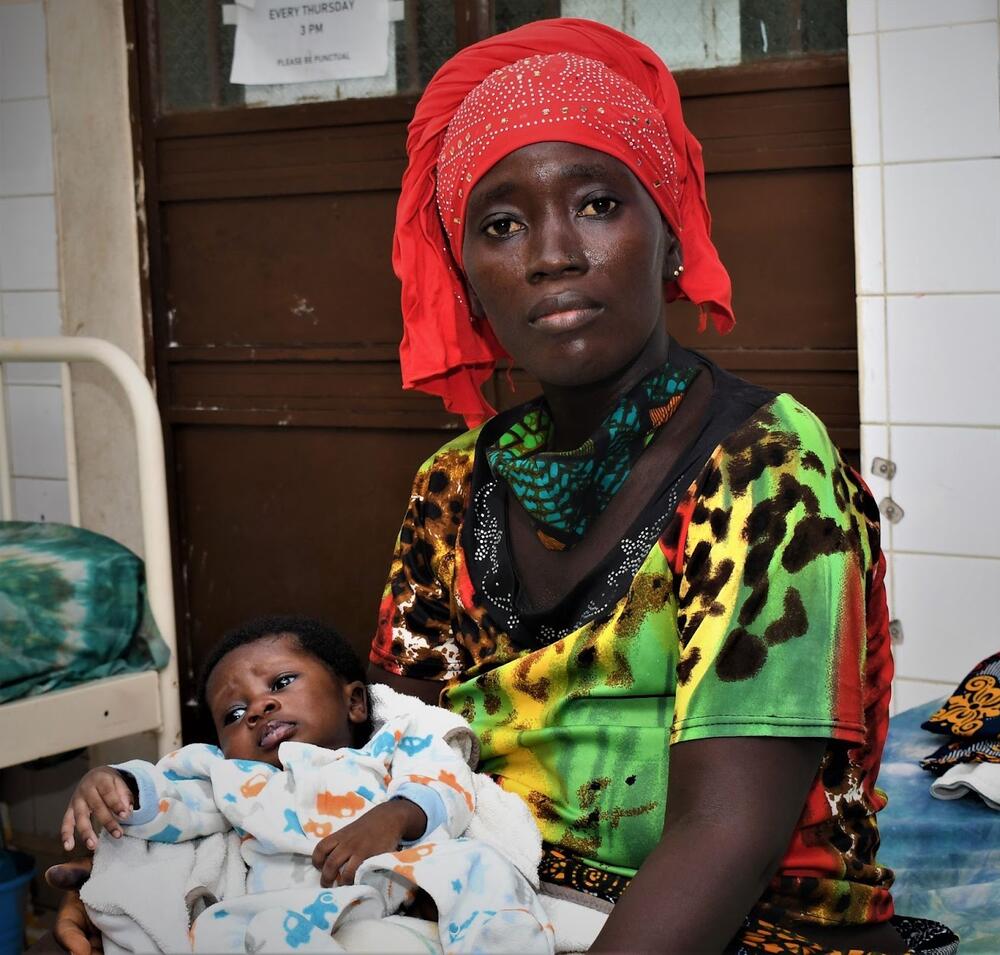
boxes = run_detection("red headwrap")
[393,18,734,426]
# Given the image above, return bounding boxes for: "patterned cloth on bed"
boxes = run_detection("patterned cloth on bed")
[0,521,169,703]
[878,698,1000,952]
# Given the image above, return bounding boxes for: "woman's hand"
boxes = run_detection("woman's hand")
[45,860,100,954]
[310,798,427,887]
[60,767,133,851]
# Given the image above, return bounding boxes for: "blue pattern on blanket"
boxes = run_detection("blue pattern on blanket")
[0,521,169,703]
[879,698,1000,953]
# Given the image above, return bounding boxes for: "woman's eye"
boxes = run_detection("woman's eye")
[579,197,618,217]
[223,706,245,726]
[272,673,296,691]
[483,217,524,238]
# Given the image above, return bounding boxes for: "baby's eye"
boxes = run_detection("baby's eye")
[223,706,245,726]
[579,197,618,217]
[272,673,296,692]
[483,217,524,238]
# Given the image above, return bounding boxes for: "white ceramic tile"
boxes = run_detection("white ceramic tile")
[0,98,53,196]
[878,0,997,31]
[891,678,952,717]
[857,296,887,422]
[0,290,61,383]
[879,23,1000,163]
[5,382,66,478]
[892,552,1000,682]
[884,160,1000,293]
[853,166,884,294]
[0,2,48,101]
[0,195,58,289]
[12,476,69,522]
[890,424,1000,557]
[848,34,881,165]
[887,294,1000,425]
[860,424,892,552]
[848,0,877,34]
[860,423,891,479]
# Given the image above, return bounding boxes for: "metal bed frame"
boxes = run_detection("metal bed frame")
[0,337,181,768]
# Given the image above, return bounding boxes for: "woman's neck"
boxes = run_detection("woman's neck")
[541,326,671,452]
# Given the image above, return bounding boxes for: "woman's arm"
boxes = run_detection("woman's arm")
[590,735,825,954]
[366,665,445,706]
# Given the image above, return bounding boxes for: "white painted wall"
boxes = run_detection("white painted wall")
[848,0,1000,713]
[0,0,70,524]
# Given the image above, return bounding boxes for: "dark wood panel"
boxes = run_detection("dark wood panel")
[683,83,850,173]
[158,123,409,201]
[162,192,402,348]
[173,424,452,739]
[166,360,462,430]
[673,165,856,351]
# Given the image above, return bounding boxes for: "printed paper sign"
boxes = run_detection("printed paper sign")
[230,0,390,85]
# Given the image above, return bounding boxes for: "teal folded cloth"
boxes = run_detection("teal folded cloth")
[0,521,169,703]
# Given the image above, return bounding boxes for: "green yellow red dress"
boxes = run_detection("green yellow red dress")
[370,345,896,933]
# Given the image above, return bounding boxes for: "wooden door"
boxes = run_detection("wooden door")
[129,2,855,741]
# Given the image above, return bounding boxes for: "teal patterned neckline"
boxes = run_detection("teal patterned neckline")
[486,362,699,550]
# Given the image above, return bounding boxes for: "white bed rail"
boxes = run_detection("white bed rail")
[0,337,181,766]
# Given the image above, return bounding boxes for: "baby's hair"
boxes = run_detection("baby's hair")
[197,615,372,744]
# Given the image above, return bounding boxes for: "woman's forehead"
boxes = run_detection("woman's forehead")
[469,142,637,203]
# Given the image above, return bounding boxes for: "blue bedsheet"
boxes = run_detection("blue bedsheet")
[879,699,1000,952]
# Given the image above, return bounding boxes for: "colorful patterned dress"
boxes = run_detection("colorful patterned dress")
[370,345,896,936]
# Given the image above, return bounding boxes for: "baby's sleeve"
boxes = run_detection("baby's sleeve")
[385,727,476,839]
[114,744,230,842]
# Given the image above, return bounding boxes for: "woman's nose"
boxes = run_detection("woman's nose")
[527,216,587,282]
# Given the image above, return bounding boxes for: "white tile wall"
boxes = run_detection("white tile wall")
[892,678,951,717]
[891,426,1000,559]
[879,23,1000,163]
[0,195,58,289]
[857,296,887,422]
[892,552,1000,682]
[0,0,69,524]
[0,2,48,100]
[847,34,881,166]
[887,294,1000,425]
[847,0,878,36]
[883,159,1000,293]
[12,475,70,523]
[0,97,54,195]
[877,0,998,32]
[852,166,884,293]
[5,383,67,478]
[0,290,61,383]
[850,7,1000,693]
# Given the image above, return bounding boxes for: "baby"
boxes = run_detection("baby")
[61,616,552,954]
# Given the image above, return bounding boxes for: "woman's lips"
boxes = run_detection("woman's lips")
[530,305,603,333]
[259,720,296,750]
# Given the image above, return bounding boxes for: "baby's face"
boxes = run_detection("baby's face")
[205,634,367,768]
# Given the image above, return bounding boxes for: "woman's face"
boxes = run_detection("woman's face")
[462,142,675,390]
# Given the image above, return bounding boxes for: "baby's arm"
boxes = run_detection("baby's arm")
[61,766,135,851]
[61,746,229,850]
[385,727,476,838]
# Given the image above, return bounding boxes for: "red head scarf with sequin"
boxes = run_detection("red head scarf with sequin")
[393,18,734,425]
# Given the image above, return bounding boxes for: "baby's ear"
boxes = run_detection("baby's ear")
[344,681,368,724]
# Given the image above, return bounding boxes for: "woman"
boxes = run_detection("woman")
[50,18,953,955]
[368,17,954,955]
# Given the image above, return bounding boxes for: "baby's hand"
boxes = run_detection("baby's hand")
[311,799,427,887]
[61,766,134,852]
